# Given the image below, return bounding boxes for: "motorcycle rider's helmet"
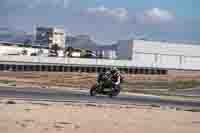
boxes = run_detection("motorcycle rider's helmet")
[110,67,118,75]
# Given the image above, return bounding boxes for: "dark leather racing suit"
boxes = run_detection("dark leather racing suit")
[111,72,121,91]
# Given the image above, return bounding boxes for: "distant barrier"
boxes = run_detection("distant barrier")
[0,55,167,75]
[0,54,200,70]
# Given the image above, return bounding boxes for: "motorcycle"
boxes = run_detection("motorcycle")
[90,72,121,98]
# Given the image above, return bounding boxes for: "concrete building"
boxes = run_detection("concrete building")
[116,39,200,69]
[0,44,49,56]
[36,27,65,49]
[116,40,134,60]
[100,50,116,59]
[97,45,117,59]
[66,35,98,51]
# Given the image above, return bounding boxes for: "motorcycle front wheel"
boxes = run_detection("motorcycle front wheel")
[109,85,121,98]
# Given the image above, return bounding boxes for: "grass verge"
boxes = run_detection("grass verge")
[122,80,200,91]
[0,80,16,86]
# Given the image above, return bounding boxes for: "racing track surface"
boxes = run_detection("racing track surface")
[0,86,200,108]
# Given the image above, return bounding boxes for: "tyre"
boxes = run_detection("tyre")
[109,92,114,98]
[90,84,98,96]
[111,85,121,97]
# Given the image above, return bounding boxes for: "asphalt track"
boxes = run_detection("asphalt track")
[0,86,200,108]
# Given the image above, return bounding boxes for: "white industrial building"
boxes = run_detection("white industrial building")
[36,27,66,49]
[1,38,200,71]
[0,44,66,57]
[0,45,49,56]
[116,39,200,70]
[97,45,117,59]
[116,40,134,60]
[101,50,117,59]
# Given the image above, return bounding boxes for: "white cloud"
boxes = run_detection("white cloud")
[87,7,174,23]
[87,6,128,21]
[144,8,174,22]
[3,0,70,9]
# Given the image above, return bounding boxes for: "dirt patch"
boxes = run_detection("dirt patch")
[0,100,199,133]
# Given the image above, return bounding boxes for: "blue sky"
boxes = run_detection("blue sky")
[1,0,200,43]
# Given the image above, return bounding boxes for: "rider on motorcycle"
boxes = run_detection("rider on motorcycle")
[90,67,123,97]
[97,67,122,91]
